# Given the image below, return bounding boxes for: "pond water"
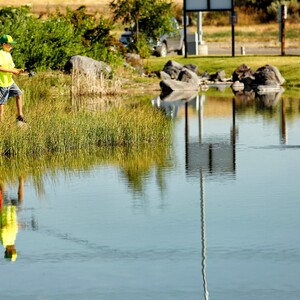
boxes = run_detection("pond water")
[1,88,300,300]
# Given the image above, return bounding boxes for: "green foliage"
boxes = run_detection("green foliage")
[127,33,152,58]
[0,5,124,71]
[109,0,175,41]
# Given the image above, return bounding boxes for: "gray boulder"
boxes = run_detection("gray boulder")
[232,64,254,82]
[64,55,112,78]
[162,60,185,79]
[163,60,184,70]
[160,60,200,94]
[178,68,200,86]
[254,64,285,86]
[183,63,199,74]
[163,65,182,79]
[209,70,228,82]
[160,79,199,96]
[159,71,172,80]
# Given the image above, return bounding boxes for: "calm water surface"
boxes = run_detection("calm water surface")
[1,90,300,300]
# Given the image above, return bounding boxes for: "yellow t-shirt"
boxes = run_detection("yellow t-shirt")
[0,49,15,87]
[0,205,18,248]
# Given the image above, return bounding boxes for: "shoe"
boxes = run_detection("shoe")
[16,115,27,123]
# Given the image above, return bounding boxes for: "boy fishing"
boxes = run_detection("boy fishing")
[0,34,26,123]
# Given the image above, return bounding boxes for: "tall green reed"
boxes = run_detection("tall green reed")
[1,72,172,157]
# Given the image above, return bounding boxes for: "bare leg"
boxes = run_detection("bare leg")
[16,95,23,117]
[18,176,24,203]
[0,104,4,122]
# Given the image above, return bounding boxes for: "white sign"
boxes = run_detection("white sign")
[186,0,232,11]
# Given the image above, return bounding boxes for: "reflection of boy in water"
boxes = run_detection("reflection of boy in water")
[0,180,23,262]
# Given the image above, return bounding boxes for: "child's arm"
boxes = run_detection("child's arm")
[0,66,24,75]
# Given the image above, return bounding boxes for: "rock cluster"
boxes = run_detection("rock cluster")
[159,60,232,96]
[231,64,285,93]
[158,60,285,97]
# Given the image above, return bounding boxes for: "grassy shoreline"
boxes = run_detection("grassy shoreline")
[1,53,299,157]
[144,54,300,89]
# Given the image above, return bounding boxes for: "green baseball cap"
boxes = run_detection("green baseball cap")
[0,35,17,44]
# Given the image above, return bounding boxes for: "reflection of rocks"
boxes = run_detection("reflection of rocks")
[152,91,198,118]
[255,87,284,108]
[233,89,255,104]
[234,86,284,108]
[160,90,198,102]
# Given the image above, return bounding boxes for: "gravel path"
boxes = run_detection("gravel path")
[200,42,300,56]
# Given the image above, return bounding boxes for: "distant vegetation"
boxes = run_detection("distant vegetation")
[0,5,125,71]
[180,0,300,25]
[0,1,299,69]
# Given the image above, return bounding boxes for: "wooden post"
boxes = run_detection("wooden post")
[183,0,188,58]
[281,5,286,56]
[231,0,235,57]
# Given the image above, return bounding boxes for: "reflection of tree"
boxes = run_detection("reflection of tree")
[118,146,172,193]
[0,143,172,196]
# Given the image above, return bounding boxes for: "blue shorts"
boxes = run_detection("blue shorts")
[0,83,23,105]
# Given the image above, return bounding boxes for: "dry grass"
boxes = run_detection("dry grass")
[0,0,110,15]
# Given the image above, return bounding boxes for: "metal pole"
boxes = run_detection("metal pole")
[281,5,286,56]
[183,0,188,58]
[231,0,235,57]
[197,12,203,45]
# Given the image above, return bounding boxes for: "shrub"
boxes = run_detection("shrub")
[0,5,125,71]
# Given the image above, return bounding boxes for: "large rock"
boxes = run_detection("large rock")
[178,68,200,86]
[254,64,285,86]
[160,79,199,96]
[64,55,112,78]
[209,70,228,82]
[162,60,199,80]
[232,64,255,82]
[160,60,200,94]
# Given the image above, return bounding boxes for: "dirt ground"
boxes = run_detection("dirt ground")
[203,42,300,56]
[0,0,110,14]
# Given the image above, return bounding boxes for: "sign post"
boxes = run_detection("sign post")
[184,0,234,57]
[279,5,287,56]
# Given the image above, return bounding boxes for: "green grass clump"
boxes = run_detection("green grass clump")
[0,72,172,157]
[0,101,172,156]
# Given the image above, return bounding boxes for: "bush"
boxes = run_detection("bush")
[0,5,125,71]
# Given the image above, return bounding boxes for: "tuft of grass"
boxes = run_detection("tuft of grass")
[1,72,172,157]
[0,99,172,156]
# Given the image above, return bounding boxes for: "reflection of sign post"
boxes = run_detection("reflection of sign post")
[185,95,237,178]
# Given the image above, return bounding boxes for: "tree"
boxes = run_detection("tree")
[109,0,175,43]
